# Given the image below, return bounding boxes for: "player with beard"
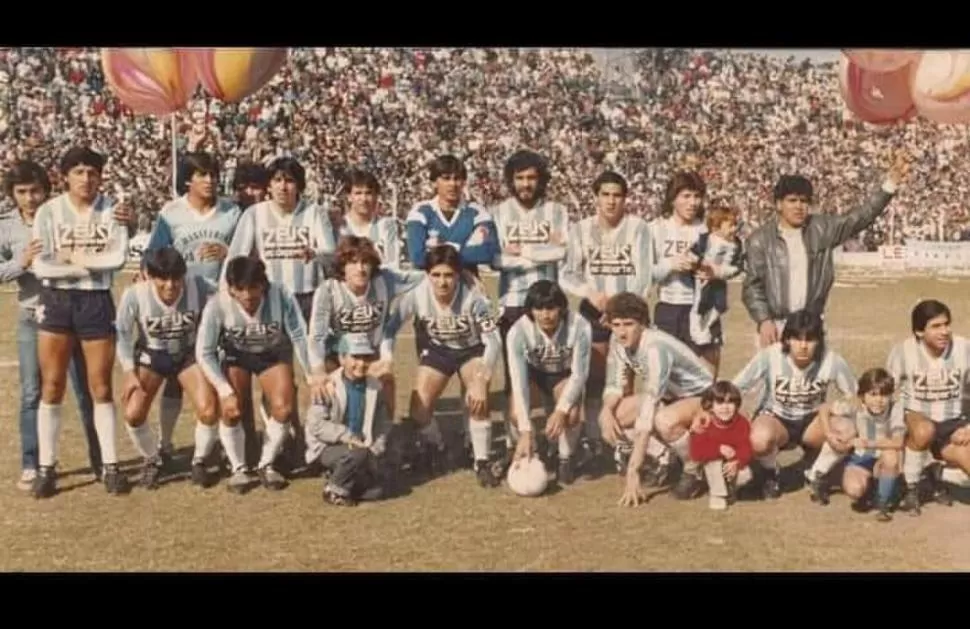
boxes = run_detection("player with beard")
[489,150,569,400]
[888,299,970,515]
[559,171,658,475]
[144,153,242,468]
[333,170,400,269]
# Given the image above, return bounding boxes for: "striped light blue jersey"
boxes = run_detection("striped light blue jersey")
[307,268,425,370]
[489,197,570,308]
[405,198,499,270]
[32,193,129,291]
[383,278,502,371]
[0,213,42,313]
[115,273,215,372]
[146,196,242,286]
[336,215,401,270]
[603,328,714,431]
[559,213,656,302]
[222,199,336,295]
[834,398,906,459]
[506,310,592,428]
[886,336,970,423]
[733,343,857,423]
[649,216,707,305]
[196,282,310,398]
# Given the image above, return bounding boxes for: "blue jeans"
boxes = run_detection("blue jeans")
[16,310,102,472]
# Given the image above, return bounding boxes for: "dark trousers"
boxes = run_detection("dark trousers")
[319,445,382,499]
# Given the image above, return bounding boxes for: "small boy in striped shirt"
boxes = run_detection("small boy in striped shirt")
[688,206,743,347]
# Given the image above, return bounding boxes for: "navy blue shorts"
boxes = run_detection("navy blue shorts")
[654,301,722,352]
[779,413,816,450]
[223,347,289,376]
[847,453,879,471]
[419,342,484,378]
[529,367,570,399]
[578,299,611,344]
[295,292,314,326]
[137,346,195,379]
[37,287,115,340]
[931,416,970,460]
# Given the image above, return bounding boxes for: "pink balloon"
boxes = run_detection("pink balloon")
[100,48,198,117]
[185,48,288,103]
[839,56,916,125]
[843,49,920,73]
[910,50,970,124]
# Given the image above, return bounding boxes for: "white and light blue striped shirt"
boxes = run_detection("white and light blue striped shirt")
[222,199,336,295]
[559,213,656,303]
[196,282,310,398]
[490,197,570,308]
[834,398,906,458]
[886,336,970,423]
[335,215,401,270]
[733,343,857,423]
[115,273,214,372]
[32,193,129,291]
[649,216,707,306]
[505,310,592,429]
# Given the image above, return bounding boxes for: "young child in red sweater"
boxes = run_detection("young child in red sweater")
[689,380,753,510]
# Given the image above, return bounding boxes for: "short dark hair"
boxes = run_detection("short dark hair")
[604,292,650,326]
[781,310,825,359]
[232,162,269,192]
[662,171,706,218]
[345,169,381,195]
[179,152,221,194]
[773,175,813,203]
[266,157,306,193]
[429,154,467,182]
[143,247,187,280]
[59,146,105,176]
[4,160,51,197]
[701,380,743,413]
[334,235,382,281]
[224,256,268,290]
[911,299,950,336]
[857,367,895,397]
[503,150,550,198]
[524,280,567,318]
[424,244,463,272]
[592,170,628,196]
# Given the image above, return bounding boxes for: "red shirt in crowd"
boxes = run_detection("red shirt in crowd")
[689,414,752,469]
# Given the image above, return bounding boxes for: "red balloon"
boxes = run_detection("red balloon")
[839,56,916,125]
[843,49,920,73]
[100,48,198,117]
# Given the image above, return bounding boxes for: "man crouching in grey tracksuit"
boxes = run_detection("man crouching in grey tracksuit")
[305,333,397,506]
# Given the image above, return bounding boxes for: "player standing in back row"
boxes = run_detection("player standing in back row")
[333,169,401,269]
[559,171,657,471]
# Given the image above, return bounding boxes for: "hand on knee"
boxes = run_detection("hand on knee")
[269,401,293,422]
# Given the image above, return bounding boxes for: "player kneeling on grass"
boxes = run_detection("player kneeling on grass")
[505,280,591,485]
[598,293,715,508]
[383,245,503,486]
[116,247,219,489]
[305,333,396,506]
[887,299,970,515]
[197,256,326,493]
[806,368,903,521]
[688,381,754,511]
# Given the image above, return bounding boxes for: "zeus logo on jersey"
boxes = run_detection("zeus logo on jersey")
[663,240,692,257]
[505,221,552,245]
[336,302,384,334]
[773,376,827,408]
[424,315,472,342]
[588,244,635,276]
[912,369,962,402]
[145,312,198,340]
[527,344,572,372]
[226,322,283,351]
[261,227,311,260]
[57,224,111,251]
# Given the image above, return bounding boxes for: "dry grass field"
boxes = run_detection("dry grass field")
[1,271,969,572]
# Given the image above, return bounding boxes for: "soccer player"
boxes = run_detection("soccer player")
[115,247,220,490]
[597,293,714,507]
[405,154,499,276]
[144,152,243,466]
[559,171,657,470]
[306,235,424,418]
[29,147,130,498]
[505,280,591,485]
[733,310,857,500]
[489,150,570,399]
[383,245,503,487]
[888,299,970,515]
[649,171,714,364]
[0,161,105,489]
[305,333,398,506]
[334,169,400,269]
[197,256,324,492]
[806,368,904,521]
[231,161,269,210]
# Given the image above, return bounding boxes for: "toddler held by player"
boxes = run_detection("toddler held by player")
[688,206,744,347]
[689,381,753,510]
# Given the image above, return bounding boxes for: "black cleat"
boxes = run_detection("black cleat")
[323,489,357,507]
[899,483,921,516]
[931,466,953,506]
[808,473,830,506]
[32,466,56,499]
[851,496,871,513]
[190,460,211,488]
[875,504,893,522]
[475,459,501,488]
[258,465,288,491]
[644,459,672,488]
[614,444,632,476]
[140,458,162,490]
[103,464,128,495]
[762,472,782,500]
[672,469,706,500]
[557,457,576,485]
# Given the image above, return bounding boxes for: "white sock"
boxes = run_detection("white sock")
[94,402,119,466]
[558,424,581,459]
[258,419,287,469]
[703,461,728,497]
[158,395,181,450]
[809,442,844,478]
[193,423,219,463]
[219,423,247,472]
[125,422,159,460]
[469,418,492,461]
[38,402,63,468]
[758,448,779,474]
[420,418,444,447]
[904,447,927,485]
[736,466,754,487]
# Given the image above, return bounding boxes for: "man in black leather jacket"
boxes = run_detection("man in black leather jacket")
[742,153,910,348]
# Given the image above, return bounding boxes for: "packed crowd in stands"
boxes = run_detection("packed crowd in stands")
[0,47,968,249]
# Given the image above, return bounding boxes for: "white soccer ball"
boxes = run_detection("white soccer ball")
[507,456,549,497]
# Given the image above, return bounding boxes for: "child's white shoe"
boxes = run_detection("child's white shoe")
[708,495,728,510]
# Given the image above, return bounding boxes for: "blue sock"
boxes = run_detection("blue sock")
[877,475,896,506]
